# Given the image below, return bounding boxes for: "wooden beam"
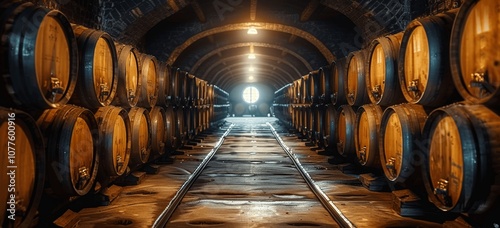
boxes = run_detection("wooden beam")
[191,1,206,23]
[300,0,320,22]
[250,0,257,21]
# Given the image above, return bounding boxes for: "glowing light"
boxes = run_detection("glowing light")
[248,54,256,59]
[249,67,255,72]
[247,26,258,35]
[249,76,254,80]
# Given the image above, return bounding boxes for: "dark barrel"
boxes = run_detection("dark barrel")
[156,62,171,107]
[164,106,177,150]
[112,43,140,108]
[94,106,131,177]
[319,66,331,104]
[398,10,458,107]
[37,105,99,196]
[354,104,383,168]
[0,108,45,228]
[149,106,167,158]
[0,3,78,109]
[309,70,322,104]
[366,32,405,106]
[70,25,118,108]
[422,103,500,214]
[346,50,370,106]
[319,105,336,150]
[450,0,500,106]
[332,58,348,105]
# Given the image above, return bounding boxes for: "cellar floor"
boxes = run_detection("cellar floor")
[70,117,450,227]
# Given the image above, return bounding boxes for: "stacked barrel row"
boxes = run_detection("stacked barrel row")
[0,2,229,227]
[274,0,500,219]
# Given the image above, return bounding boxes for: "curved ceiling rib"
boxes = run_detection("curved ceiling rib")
[200,54,303,82]
[191,42,313,75]
[167,22,335,66]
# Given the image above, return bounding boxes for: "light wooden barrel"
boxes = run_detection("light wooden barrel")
[137,54,158,108]
[398,10,458,106]
[332,58,348,105]
[354,104,383,168]
[94,106,131,177]
[379,104,427,188]
[149,106,167,158]
[0,3,78,109]
[0,108,45,227]
[164,106,177,150]
[37,105,99,196]
[366,32,405,106]
[450,0,500,105]
[336,105,356,157]
[346,50,370,106]
[156,62,171,107]
[422,103,500,214]
[70,25,117,108]
[112,43,140,108]
[127,107,151,167]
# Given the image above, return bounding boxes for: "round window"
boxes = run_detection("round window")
[242,86,259,103]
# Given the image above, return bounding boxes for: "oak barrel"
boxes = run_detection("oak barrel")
[94,106,131,177]
[127,107,151,167]
[422,103,500,213]
[450,0,500,105]
[112,43,140,108]
[319,66,331,104]
[379,103,427,188]
[37,105,99,196]
[174,107,187,148]
[156,62,171,107]
[332,58,348,105]
[164,106,177,150]
[346,50,370,106]
[336,105,356,157]
[0,3,78,109]
[366,32,405,106]
[398,10,458,106]
[300,75,311,104]
[354,104,383,168]
[309,70,322,104]
[319,105,336,150]
[0,108,45,227]
[137,54,158,108]
[149,106,167,158]
[70,25,117,108]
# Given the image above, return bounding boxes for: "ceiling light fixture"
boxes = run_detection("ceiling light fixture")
[247,26,258,35]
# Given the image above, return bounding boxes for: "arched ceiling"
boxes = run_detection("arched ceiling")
[101,0,412,92]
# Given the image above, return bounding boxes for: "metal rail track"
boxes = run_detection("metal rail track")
[152,121,354,228]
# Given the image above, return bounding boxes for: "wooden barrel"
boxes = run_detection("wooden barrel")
[185,74,197,106]
[319,66,331,104]
[300,75,311,104]
[94,106,130,177]
[258,102,270,116]
[450,0,500,105]
[174,107,187,148]
[310,106,323,144]
[354,104,383,168]
[346,50,370,106]
[0,3,78,109]
[137,54,158,108]
[197,78,207,106]
[69,25,117,109]
[112,43,140,108]
[156,62,171,107]
[398,10,458,106]
[336,105,356,157]
[0,108,45,227]
[292,80,301,104]
[422,103,500,213]
[379,104,427,188]
[164,106,177,150]
[37,105,99,196]
[309,70,322,104]
[172,69,187,106]
[127,107,151,167]
[149,106,167,158]
[332,58,348,105]
[185,106,195,140]
[366,33,405,106]
[319,105,337,150]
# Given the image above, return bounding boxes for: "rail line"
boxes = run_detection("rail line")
[153,120,354,227]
